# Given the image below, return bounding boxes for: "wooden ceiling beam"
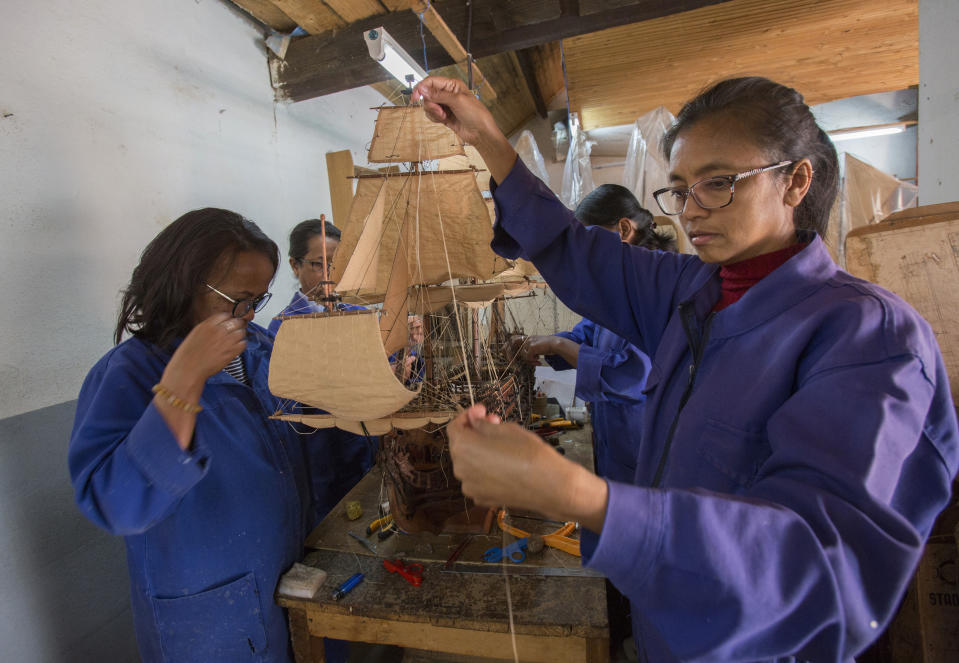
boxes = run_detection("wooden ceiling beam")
[324,0,390,23]
[270,0,731,102]
[514,48,549,118]
[229,0,298,32]
[411,1,496,99]
[380,0,418,9]
[270,0,345,34]
[370,51,537,137]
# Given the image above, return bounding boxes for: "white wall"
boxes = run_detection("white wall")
[918,0,959,204]
[0,0,385,420]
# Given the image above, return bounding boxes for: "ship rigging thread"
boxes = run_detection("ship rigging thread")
[267,103,566,663]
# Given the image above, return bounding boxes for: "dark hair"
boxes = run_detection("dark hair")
[575,184,677,251]
[288,218,341,259]
[663,76,839,236]
[114,208,279,348]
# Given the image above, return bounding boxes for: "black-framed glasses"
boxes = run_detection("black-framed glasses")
[205,283,272,317]
[653,160,794,215]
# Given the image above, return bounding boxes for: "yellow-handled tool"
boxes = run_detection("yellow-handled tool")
[497,510,580,557]
[366,514,394,537]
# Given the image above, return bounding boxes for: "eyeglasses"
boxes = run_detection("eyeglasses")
[653,160,794,216]
[295,258,330,273]
[205,284,272,317]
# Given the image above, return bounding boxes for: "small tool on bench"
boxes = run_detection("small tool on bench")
[483,537,528,563]
[444,534,474,569]
[348,530,378,555]
[497,510,581,557]
[383,559,424,586]
[366,514,395,540]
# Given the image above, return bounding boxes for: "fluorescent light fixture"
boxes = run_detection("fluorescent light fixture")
[364,27,427,88]
[828,123,909,143]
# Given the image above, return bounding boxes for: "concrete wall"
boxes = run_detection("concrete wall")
[0,0,385,422]
[0,1,385,660]
[918,0,959,204]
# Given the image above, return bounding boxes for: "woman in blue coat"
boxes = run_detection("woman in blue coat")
[269,217,353,333]
[269,217,374,528]
[70,209,326,662]
[516,185,675,484]
[414,76,959,662]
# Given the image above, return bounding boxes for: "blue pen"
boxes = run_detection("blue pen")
[331,572,364,600]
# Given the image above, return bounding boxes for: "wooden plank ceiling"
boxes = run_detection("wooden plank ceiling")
[565,0,918,129]
[229,0,918,135]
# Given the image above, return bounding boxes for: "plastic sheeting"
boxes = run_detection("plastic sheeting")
[514,129,551,188]
[622,106,676,214]
[826,153,918,267]
[560,112,596,209]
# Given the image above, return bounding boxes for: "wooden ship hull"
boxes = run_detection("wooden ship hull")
[380,321,535,535]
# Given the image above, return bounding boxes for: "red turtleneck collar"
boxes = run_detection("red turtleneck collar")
[712,243,806,312]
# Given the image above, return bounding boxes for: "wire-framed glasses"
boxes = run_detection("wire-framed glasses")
[653,160,794,215]
[205,284,272,317]
[296,257,330,273]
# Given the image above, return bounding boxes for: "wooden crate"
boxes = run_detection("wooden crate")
[847,204,959,663]
[845,202,959,403]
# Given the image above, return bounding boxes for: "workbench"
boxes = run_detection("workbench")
[275,426,610,663]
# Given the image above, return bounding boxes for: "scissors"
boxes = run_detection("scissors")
[383,558,424,586]
[483,537,528,563]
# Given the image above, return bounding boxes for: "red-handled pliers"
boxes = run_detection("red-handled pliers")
[383,558,424,586]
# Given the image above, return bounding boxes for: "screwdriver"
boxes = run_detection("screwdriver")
[331,572,364,600]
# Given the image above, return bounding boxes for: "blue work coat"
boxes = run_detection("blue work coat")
[268,291,327,335]
[268,291,374,527]
[545,319,650,483]
[69,324,341,662]
[491,160,959,662]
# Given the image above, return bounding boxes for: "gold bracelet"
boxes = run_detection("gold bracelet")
[152,383,203,414]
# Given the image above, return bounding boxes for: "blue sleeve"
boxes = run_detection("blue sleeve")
[267,317,282,335]
[574,338,650,405]
[543,319,595,371]
[585,352,957,661]
[68,349,211,536]
[491,159,700,356]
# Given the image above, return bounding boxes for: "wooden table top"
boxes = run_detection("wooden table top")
[277,426,608,641]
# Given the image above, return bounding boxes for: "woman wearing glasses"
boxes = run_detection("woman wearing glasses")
[268,217,348,334]
[69,208,319,662]
[414,76,959,661]
[270,217,374,534]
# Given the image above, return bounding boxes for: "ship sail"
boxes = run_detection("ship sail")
[268,311,419,421]
[368,105,464,163]
[269,103,540,534]
[331,171,506,296]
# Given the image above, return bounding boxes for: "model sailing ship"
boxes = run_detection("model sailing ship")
[269,104,542,534]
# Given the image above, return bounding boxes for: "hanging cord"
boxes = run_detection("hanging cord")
[502,510,519,663]
[466,0,474,91]
[414,95,518,663]
[425,168,474,406]
[416,2,431,72]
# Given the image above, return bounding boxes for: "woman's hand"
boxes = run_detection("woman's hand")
[164,313,247,388]
[448,404,610,529]
[508,335,530,363]
[155,312,247,450]
[412,77,518,184]
[510,335,581,367]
